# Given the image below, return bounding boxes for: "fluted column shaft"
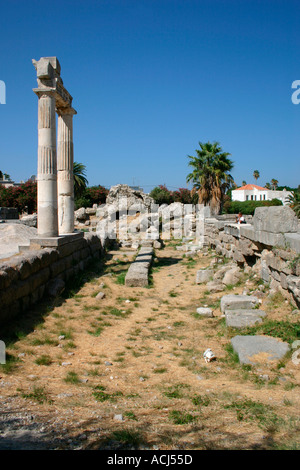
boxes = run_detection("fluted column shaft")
[57,108,76,234]
[36,90,58,237]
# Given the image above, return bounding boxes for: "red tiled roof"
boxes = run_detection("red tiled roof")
[235,184,267,191]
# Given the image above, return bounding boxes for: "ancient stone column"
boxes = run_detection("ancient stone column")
[57,107,76,234]
[35,89,58,237]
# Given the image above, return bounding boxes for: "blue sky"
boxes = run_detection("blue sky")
[0,0,299,191]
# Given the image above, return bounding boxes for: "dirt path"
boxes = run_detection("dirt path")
[0,243,299,450]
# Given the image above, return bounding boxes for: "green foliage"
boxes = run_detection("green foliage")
[149,185,196,205]
[239,319,300,344]
[287,190,300,218]
[223,198,282,215]
[74,185,108,209]
[186,141,234,215]
[224,398,282,430]
[73,161,88,196]
[169,410,197,425]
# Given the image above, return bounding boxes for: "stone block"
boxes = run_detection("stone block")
[239,225,257,241]
[220,294,260,313]
[284,233,300,254]
[255,231,286,247]
[196,268,213,284]
[225,309,266,329]
[231,335,290,365]
[253,206,298,234]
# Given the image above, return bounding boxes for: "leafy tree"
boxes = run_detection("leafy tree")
[73,162,88,196]
[242,180,247,186]
[186,141,234,215]
[149,185,174,205]
[0,181,37,213]
[74,185,108,209]
[253,170,260,183]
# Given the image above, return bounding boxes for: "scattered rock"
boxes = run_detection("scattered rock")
[222,267,242,286]
[96,291,105,299]
[196,307,214,318]
[196,268,213,284]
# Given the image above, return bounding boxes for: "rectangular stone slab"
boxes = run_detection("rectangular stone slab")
[220,294,259,313]
[125,247,153,287]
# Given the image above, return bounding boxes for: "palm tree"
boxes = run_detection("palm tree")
[73,162,88,196]
[287,191,300,218]
[253,170,260,183]
[187,141,234,215]
[242,180,247,186]
[265,182,271,190]
[271,178,278,190]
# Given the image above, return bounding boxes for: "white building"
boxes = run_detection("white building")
[231,184,292,205]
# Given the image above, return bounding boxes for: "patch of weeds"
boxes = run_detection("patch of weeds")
[223,343,240,366]
[0,353,20,374]
[58,329,74,340]
[191,394,211,407]
[110,429,142,446]
[107,307,131,318]
[266,291,287,309]
[87,368,100,377]
[87,326,103,337]
[21,386,53,404]
[173,321,185,327]
[224,398,283,431]
[163,383,191,399]
[224,284,235,291]
[30,336,59,347]
[35,355,52,366]
[284,382,297,391]
[64,371,81,384]
[239,320,300,344]
[116,272,126,285]
[169,410,197,425]
[63,341,76,350]
[83,305,101,312]
[169,291,178,297]
[124,411,138,421]
[153,367,167,374]
[92,385,123,402]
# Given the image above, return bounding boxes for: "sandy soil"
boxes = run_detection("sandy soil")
[0,242,299,450]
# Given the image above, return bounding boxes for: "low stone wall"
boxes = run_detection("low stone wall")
[0,233,107,326]
[0,207,18,220]
[125,246,154,287]
[202,206,300,306]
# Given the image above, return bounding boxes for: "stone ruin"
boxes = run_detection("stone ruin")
[32,56,76,238]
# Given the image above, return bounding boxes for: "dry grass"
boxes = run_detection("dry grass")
[0,243,299,450]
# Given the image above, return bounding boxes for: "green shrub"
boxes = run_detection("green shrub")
[222,198,283,215]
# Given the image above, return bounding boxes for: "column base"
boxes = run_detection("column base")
[19,231,84,251]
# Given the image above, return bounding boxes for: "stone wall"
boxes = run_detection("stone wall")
[0,233,107,326]
[0,207,18,220]
[202,206,300,307]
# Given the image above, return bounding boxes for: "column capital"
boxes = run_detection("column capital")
[33,87,56,97]
[56,106,77,117]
